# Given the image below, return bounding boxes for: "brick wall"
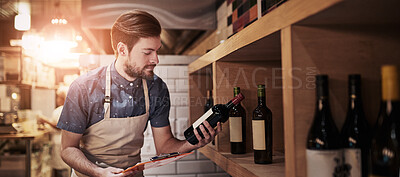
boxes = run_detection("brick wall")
[140,55,229,177]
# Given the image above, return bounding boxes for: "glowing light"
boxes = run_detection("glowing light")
[39,40,78,63]
[21,33,43,50]
[51,18,68,24]
[17,2,30,14]
[75,35,82,41]
[11,93,18,100]
[15,14,31,31]
[14,2,31,31]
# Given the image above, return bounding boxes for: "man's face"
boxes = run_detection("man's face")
[124,36,162,80]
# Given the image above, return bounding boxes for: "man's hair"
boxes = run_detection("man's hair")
[111,10,161,57]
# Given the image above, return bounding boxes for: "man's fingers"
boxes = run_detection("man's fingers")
[216,122,222,134]
[193,127,203,144]
[199,125,210,140]
[192,121,223,147]
[203,121,216,137]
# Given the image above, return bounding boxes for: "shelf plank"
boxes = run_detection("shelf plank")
[281,26,297,177]
[297,0,400,25]
[188,0,342,73]
[199,145,285,177]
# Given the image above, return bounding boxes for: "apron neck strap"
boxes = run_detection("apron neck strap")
[104,65,112,119]
[142,79,150,113]
[104,64,150,119]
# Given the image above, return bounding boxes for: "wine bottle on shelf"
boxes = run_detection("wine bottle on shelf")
[252,84,272,164]
[204,90,213,113]
[370,65,400,177]
[184,93,245,145]
[306,75,342,177]
[204,90,216,145]
[229,87,246,154]
[340,74,371,177]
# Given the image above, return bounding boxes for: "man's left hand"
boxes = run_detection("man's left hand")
[193,121,222,148]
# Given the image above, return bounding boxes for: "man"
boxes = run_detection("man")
[57,10,221,177]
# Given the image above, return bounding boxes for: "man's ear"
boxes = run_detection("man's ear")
[117,42,128,56]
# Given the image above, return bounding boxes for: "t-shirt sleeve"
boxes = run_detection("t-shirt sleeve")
[149,80,171,127]
[56,81,89,134]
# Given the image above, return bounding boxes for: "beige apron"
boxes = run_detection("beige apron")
[72,65,149,177]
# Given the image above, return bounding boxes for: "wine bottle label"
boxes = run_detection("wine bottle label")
[306,149,343,177]
[193,109,213,129]
[252,120,266,150]
[229,117,242,142]
[343,148,361,177]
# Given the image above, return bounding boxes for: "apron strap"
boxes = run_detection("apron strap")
[103,64,150,119]
[104,65,112,119]
[142,79,150,114]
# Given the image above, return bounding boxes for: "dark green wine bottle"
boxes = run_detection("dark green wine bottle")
[306,75,342,177]
[341,74,371,177]
[229,87,246,154]
[252,85,272,164]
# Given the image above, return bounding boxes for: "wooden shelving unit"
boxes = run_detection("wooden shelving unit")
[188,0,400,176]
[188,0,341,73]
[199,145,285,177]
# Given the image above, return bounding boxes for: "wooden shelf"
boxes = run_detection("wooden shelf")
[188,0,342,73]
[297,0,400,25]
[199,145,285,177]
[188,0,400,176]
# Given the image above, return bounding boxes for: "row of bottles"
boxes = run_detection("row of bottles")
[228,85,273,164]
[306,65,400,177]
[184,85,273,165]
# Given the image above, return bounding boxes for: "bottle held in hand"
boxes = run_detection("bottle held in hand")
[184,93,245,145]
[204,90,213,113]
[204,90,215,145]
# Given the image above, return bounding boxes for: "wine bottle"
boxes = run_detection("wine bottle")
[306,75,342,177]
[229,87,246,154]
[204,90,213,113]
[370,65,400,177]
[252,84,272,164]
[340,74,371,177]
[204,90,216,145]
[185,93,245,145]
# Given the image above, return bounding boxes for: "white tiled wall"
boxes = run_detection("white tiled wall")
[140,56,229,177]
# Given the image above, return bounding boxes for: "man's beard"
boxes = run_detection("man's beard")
[124,61,155,80]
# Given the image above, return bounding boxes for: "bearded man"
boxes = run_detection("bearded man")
[57,10,221,177]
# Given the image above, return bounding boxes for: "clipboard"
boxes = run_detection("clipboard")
[122,151,194,174]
